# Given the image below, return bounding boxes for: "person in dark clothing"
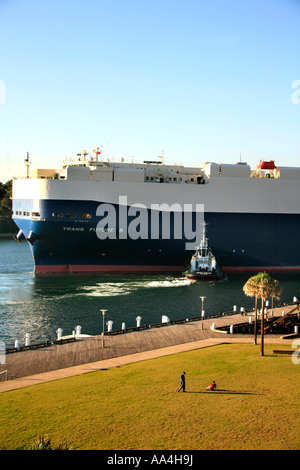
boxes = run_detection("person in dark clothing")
[178,371,186,392]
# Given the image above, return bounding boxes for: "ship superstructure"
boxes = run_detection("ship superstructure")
[12,149,300,274]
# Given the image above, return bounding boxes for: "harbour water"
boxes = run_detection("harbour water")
[0,239,299,348]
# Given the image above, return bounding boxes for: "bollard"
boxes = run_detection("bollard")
[122,322,126,331]
[295,326,298,335]
[249,316,253,325]
[75,325,81,335]
[282,311,285,316]
[136,316,142,327]
[24,333,30,346]
[230,325,234,334]
[14,340,20,350]
[233,305,237,313]
[211,322,216,330]
[162,315,170,323]
[107,320,113,332]
[56,328,63,340]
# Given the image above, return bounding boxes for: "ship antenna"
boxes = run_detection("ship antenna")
[202,221,206,243]
[93,146,102,162]
[25,152,31,178]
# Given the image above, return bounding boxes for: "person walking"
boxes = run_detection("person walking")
[178,371,186,392]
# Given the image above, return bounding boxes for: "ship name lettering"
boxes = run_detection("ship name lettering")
[89,227,115,232]
[63,226,85,232]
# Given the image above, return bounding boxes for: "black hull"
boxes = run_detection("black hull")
[184,269,224,281]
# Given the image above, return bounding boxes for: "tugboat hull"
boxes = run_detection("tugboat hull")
[184,269,223,281]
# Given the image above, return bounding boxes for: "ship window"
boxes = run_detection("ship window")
[32,212,40,217]
[52,212,63,218]
[79,213,91,219]
[66,213,76,218]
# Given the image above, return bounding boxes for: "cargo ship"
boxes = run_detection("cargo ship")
[12,149,300,274]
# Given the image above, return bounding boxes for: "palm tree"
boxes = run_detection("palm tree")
[243,272,281,355]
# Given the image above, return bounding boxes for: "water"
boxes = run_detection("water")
[0,239,299,348]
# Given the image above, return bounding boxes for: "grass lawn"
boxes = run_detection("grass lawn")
[0,343,299,450]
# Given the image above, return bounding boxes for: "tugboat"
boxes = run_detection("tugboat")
[184,222,223,281]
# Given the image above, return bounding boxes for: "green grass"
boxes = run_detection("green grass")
[0,343,299,450]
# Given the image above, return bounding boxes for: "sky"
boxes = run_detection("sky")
[0,0,299,182]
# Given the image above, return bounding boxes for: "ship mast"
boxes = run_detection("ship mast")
[25,152,31,178]
[201,221,207,245]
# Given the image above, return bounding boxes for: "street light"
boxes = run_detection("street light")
[100,309,107,348]
[200,296,206,329]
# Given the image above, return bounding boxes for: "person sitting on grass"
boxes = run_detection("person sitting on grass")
[206,380,216,391]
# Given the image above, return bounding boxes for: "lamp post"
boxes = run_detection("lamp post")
[101,309,107,348]
[200,296,206,329]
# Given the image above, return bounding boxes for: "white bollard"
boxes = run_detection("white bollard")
[162,315,170,323]
[14,340,20,350]
[75,325,81,335]
[211,322,216,330]
[56,328,63,339]
[25,333,30,346]
[136,316,142,327]
[230,325,234,334]
[107,320,113,332]
[122,322,126,331]
[233,305,237,313]
[295,326,298,335]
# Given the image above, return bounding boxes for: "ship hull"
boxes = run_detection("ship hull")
[12,169,300,274]
[12,198,300,274]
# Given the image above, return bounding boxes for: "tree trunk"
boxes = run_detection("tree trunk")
[254,296,258,345]
[260,298,265,356]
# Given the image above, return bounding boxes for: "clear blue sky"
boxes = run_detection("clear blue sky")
[0,0,299,181]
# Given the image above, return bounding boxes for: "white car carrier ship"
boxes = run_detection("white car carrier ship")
[12,149,300,274]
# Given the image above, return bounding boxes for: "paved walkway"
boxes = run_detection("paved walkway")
[0,304,297,393]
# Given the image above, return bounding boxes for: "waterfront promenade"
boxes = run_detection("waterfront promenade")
[0,304,297,393]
